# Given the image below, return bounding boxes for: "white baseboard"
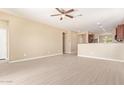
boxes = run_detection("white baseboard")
[0,60,8,64]
[9,53,62,63]
[78,55,124,62]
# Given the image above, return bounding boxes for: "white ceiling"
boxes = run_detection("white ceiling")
[1,8,124,32]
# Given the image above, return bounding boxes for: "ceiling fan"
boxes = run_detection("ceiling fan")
[51,8,75,20]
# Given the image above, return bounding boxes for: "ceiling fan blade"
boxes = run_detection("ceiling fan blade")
[56,8,64,13]
[60,8,65,13]
[65,15,74,18]
[66,9,74,13]
[51,14,61,16]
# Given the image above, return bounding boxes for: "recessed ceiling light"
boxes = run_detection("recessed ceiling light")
[97,22,101,25]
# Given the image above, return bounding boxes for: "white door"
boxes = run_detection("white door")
[0,28,7,59]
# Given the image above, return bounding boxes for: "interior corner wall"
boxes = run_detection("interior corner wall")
[64,31,78,54]
[0,11,67,62]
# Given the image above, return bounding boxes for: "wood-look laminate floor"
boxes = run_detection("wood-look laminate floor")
[0,54,124,85]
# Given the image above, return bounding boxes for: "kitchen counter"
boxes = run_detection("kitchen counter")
[78,43,124,62]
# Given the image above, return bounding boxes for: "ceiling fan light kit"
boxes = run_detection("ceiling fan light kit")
[51,8,75,20]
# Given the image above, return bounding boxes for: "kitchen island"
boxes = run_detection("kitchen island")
[78,43,124,62]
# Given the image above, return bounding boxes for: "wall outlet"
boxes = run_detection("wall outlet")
[90,52,94,55]
[24,53,27,57]
[47,51,50,54]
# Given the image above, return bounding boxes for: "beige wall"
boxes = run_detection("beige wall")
[0,11,68,61]
[78,43,124,62]
[71,31,78,54]
[64,31,72,54]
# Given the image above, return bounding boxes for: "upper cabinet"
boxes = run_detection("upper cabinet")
[88,34,94,43]
[115,24,124,42]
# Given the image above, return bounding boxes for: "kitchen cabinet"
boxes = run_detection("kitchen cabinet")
[115,24,124,42]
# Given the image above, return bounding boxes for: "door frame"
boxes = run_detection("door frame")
[0,20,9,62]
[62,32,65,54]
[6,20,10,61]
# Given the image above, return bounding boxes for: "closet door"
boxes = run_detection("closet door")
[0,28,7,59]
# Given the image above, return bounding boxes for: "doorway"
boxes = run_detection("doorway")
[0,28,7,60]
[62,32,66,54]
